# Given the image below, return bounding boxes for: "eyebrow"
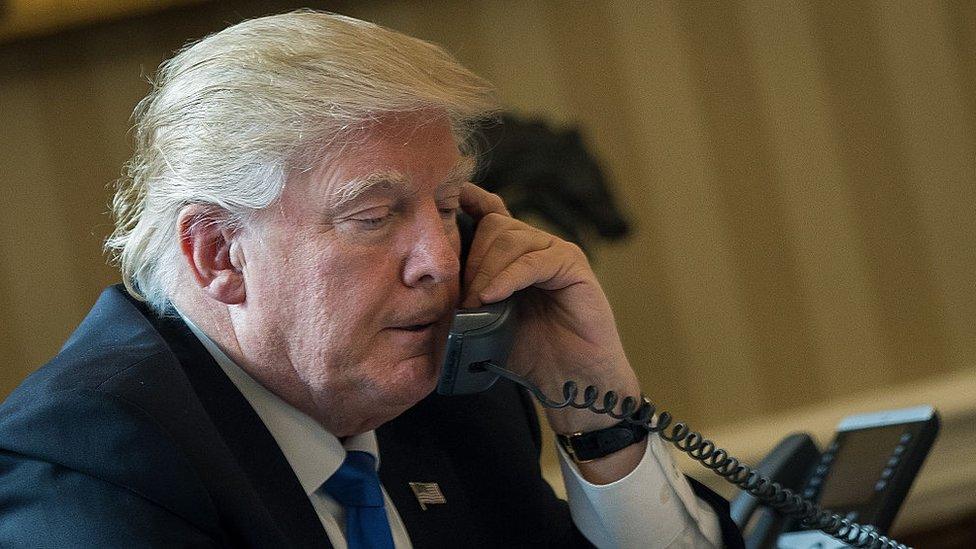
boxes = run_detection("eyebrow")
[330,171,407,212]
[330,156,476,212]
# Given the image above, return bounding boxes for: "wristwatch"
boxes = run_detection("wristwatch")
[556,395,652,464]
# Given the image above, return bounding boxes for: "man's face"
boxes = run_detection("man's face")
[233,112,466,435]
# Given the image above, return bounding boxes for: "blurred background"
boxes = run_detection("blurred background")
[1,0,974,544]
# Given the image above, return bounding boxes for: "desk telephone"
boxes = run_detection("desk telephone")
[435,296,939,549]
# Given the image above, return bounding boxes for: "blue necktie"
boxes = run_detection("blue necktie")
[322,450,395,549]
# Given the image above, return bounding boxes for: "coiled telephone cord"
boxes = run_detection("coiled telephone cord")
[479,361,911,549]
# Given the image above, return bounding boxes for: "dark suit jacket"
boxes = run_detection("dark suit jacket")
[0,286,742,548]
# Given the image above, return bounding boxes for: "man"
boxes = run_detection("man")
[0,11,742,548]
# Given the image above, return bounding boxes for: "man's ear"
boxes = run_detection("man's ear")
[177,204,246,305]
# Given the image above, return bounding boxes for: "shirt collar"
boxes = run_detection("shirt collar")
[177,308,379,496]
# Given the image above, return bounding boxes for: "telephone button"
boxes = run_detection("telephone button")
[821,452,834,464]
[881,468,894,480]
[875,480,887,492]
[803,487,817,499]
[808,476,822,487]
[845,511,858,522]
[900,432,912,444]
[887,456,899,467]
[892,445,905,456]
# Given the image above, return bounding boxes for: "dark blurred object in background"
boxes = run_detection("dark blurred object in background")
[472,114,631,252]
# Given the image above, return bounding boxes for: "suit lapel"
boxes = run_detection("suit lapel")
[376,397,494,549]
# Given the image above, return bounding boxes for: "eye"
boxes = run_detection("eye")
[348,206,393,229]
[358,215,393,228]
[438,197,461,219]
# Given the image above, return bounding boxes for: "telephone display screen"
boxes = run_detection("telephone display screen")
[818,425,905,508]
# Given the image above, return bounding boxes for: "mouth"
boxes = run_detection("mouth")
[389,307,450,333]
[397,322,437,332]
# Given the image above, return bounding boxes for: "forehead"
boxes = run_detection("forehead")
[299,114,471,206]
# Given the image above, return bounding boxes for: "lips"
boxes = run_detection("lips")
[386,320,441,357]
[389,307,450,332]
[398,322,435,332]
[383,306,451,368]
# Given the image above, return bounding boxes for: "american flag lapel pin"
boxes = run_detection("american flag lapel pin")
[408,482,446,511]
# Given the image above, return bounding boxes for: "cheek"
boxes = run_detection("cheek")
[299,241,399,335]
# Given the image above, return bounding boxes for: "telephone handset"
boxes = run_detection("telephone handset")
[440,214,933,549]
[436,213,513,396]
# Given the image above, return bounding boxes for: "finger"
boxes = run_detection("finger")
[459,182,511,221]
[462,212,507,290]
[463,228,553,307]
[478,246,579,304]
[463,212,546,291]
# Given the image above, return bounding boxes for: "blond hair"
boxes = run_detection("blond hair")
[106,10,498,314]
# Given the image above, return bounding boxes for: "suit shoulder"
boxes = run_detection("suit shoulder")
[7,286,182,398]
[0,379,221,538]
[0,288,222,536]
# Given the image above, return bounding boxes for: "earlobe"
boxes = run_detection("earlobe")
[178,205,246,305]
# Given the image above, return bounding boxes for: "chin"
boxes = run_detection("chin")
[391,356,440,404]
[328,382,435,437]
[327,355,441,435]
[355,377,437,435]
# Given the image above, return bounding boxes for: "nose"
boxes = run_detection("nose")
[401,206,460,288]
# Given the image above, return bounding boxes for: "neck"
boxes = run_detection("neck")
[171,291,243,362]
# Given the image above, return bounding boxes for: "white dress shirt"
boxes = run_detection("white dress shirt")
[181,314,722,548]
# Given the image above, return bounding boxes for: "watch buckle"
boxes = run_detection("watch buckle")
[559,432,597,464]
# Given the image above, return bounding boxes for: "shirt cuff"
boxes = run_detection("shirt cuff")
[558,434,723,548]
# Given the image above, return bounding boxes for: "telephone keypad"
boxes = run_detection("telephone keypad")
[800,449,837,503]
[802,429,912,509]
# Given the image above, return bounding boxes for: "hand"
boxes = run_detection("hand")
[459,183,642,438]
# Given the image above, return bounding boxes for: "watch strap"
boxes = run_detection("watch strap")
[557,396,651,463]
